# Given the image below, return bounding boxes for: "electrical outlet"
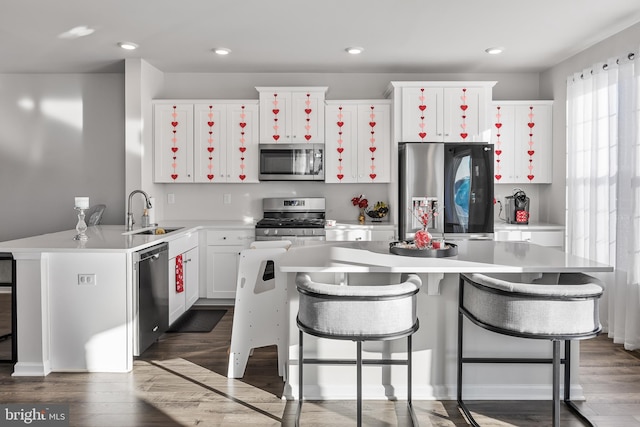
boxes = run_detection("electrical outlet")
[167,193,175,204]
[78,274,97,286]
[223,194,231,204]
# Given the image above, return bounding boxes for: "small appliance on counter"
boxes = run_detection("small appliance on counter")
[504,188,530,224]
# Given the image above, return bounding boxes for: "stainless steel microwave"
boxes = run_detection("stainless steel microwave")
[258,143,324,181]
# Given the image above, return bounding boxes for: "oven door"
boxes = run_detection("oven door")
[259,143,324,181]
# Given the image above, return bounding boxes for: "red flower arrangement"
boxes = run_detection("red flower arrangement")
[351,195,368,209]
[411,204,439,249]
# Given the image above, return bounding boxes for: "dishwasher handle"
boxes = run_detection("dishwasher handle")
[137,243,168,262]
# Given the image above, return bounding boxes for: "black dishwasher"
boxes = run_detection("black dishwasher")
[134,243,169,356]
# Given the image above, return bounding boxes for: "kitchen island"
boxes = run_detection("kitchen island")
[0,222,251,376]
[278,240,612,401]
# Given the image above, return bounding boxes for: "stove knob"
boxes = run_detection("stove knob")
[263,229,269,235]
[274,229,278,235]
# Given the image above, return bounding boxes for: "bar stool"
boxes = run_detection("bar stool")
[457,272,604,427]
[295,272,422,427]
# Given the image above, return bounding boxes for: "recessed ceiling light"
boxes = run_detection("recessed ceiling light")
[213,48,231,55]
[485,47,504,55]
[59,25,95,39]
[345,47,364,55]
[118,42,139,50]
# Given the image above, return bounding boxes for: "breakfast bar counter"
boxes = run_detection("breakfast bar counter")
[278,240,612,401]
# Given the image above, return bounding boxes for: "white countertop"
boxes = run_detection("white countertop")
[494,221,564,231]
[0,221,254,254]
[279,239,611,274]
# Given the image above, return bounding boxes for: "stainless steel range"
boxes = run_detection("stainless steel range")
[255,197,326,241]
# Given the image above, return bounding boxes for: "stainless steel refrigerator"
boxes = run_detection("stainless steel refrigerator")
[398,142,494,240]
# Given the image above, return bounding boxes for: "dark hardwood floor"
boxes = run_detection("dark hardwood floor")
[0,305,638,426]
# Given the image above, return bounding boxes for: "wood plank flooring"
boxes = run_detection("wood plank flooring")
[0,306,638,426]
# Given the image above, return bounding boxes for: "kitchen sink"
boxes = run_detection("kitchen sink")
[127,227,183,236]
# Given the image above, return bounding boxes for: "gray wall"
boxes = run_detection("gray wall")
[0,74,125,241]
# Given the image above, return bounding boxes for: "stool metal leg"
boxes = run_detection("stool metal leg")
[357,341,362,427]
[296,330,303,427]
[563,340,596,427]
[552,340,561,427]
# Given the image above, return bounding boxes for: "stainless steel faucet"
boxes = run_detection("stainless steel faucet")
[126,190,153,231]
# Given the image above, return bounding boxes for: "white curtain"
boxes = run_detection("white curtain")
[566,50,640,350]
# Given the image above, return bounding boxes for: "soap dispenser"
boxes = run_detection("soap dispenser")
[141,209,150,228]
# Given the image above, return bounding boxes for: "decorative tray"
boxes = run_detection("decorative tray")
[389,241,458,258]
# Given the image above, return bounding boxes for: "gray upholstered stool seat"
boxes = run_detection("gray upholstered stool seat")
[457,272,604,427]
[295,273,422,427]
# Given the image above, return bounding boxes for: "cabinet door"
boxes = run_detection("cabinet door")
[259,91,290,143]
[401,87,442,142]
[290,91,325,143]
[194,103,228,182]
[514,104,552,183]
[442,87,485,142]
[325,228,371,241]
[154,104,193,182]
[325,104,358,183]
[184,246,199,309]
[206,245,243,299]
[226,103,259,183]
[491,104,516,183]
[357,103,391,183]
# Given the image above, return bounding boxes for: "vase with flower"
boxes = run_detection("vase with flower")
[412,204,439,249]
[351,195,368,224]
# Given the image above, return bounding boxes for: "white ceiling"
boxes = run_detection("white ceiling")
[3,0,640,74]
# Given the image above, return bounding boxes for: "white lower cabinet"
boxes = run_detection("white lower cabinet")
[325,225,395,242]
[205,229,254,299]
[168,232,199,325]
[494,226,564,250]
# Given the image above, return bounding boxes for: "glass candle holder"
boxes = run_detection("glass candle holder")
[74,207,88,241]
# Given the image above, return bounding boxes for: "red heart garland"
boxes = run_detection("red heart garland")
[207,121,214,127]
[239,147,246,152]
[460,105,468,111]
[369,174,377,180]
[460,133,468,139]
[171,121,178,127]
[171,147,179,153]
[418,105,426,111]
[495,174,502,180]
[528,123,535,128]
[239,123,246,128]
[527,175,535,180]
[239,174,246,180]
[273,135,280,141]
[207,174,214,180]
[419,132,427,139]
[207,147,214,152]
[337,174,344,180]
[304,135,312,140]
[272,109,279,115]
[337,147,344,153]
[528,150,535,155]
[305,108,312,114]
[337,121,344,127]
[171,174,178,180]
[495,150,502,155]
[495,123,502,128]
[369,146,376,152]
[369,122,376,127]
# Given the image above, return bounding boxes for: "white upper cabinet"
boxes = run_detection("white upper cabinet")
[154,100,259,183]
[325,100,391,183]
[391,82,495,143]
[491,101,553,184]
[194,102,259,183]
[256,87,327,143]
[154,103,194,183]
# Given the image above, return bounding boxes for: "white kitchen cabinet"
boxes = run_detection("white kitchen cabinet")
[325,100,391,183]
[256,87,327,143]
[154,100,259,183]
[325,224,395,241]
[205,229,254,299]
[194,102,259,183]
[491,101,553,184]
[168,232,199,325]
[154,103,194,182]
[395,82,495,142]
[494,224,564,250]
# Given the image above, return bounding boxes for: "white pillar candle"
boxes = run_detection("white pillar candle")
[75,197,90,209]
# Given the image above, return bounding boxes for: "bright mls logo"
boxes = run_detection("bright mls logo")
[0,405,69,426]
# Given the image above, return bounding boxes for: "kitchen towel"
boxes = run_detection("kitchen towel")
[175,254,184,293]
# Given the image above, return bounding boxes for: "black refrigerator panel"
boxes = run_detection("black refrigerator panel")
[443,143,494,235]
